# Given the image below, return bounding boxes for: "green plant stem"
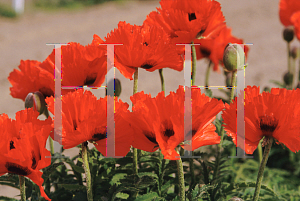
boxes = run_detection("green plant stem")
[132,68,139,176]
[158,152,165,197]
[159,69,165,93]
[19,175,26,201]
[230,71,237,102]
[205,61,212,88]
[258,140,263,163]
[192,42,197,86]
[176,149,185,201]
[253,137,273,201]
[287,42,293,89]
[82,142,93,201]
[218,125,225,150]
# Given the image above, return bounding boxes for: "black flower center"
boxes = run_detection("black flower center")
[73,120,78,130]
[10,141,15,150]
[200,47,211,57]
[141,63,155,69]
[84,74,97,86]
[259,115,279,135]
[195,29,206,39]
[188,13,197,21]
[5,162,31,176]
[143,131,158,144]
[163,129,175,138]
[31,151,40,170]
[91,133,106,141]
[143,42,148,46]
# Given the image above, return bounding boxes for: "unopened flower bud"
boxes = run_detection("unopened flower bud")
[291,46,298,59]
[106,78,122,97]
[223,43,245,72]
[283,71,293,86]
[25,91,46,115]
[283,26,294,43]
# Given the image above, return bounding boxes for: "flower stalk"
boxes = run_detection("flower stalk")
[192,42,197,86]
[253,137,273,201]
[133,68,139,176]
[19,175,26,201]
[82,142,93,201]
[230,71,237,102]
[159,69,165,93]
[176,148,185,201]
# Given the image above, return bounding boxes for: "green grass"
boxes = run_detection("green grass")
[0,3,17,18]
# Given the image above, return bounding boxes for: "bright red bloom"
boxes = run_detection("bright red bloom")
[144,0,226,44]
[98,21,183,80]
[222,86,300,154]
[279,0,300,26]
[0,109,52,201]
[291,11,300,40]
[40,42,107,92]
[8,42,107,101]
[8,60,55,101]
[194,26,249,72]
[46,89,133,156]
[129,86,223,160]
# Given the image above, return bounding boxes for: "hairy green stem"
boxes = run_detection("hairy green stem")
[192,42,197,86]
[132,68,139,176]
[205,61,212,88]
[82,142,93,201]
[159,69,165,93]
[19,175,26,201]
[176,149,185,201]
[158,152,165,197]
[253,138,273,201]
[258,140,263,163]
[230,71,237,102]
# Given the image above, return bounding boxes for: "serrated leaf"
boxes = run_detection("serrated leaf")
[138,172,158,179]
[0,196,18,201]
[110,173,127,186]
[135,192,159,201]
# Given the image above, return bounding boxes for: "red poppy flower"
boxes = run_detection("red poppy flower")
[291,11,300,40]
[40,42,107,93]
[8,42,107,101]
[98,21,183,80]
[46,89,133,156]
[8,60,55,101]
[0,109,52,201]
[129,86,223,160]
[144,0,226,44]
[279,0,300,26]
[194,26,249,72]
[222,86,300,154]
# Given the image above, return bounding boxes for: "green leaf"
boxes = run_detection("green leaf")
[0,196,18,201]
[110,173,127,186]
[115,192,129,199]
[135,192,159,201]
[57,184,86,192]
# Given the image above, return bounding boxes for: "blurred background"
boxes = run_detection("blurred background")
[0,0,295,198]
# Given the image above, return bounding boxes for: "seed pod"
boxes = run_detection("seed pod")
[223,43,245,72]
